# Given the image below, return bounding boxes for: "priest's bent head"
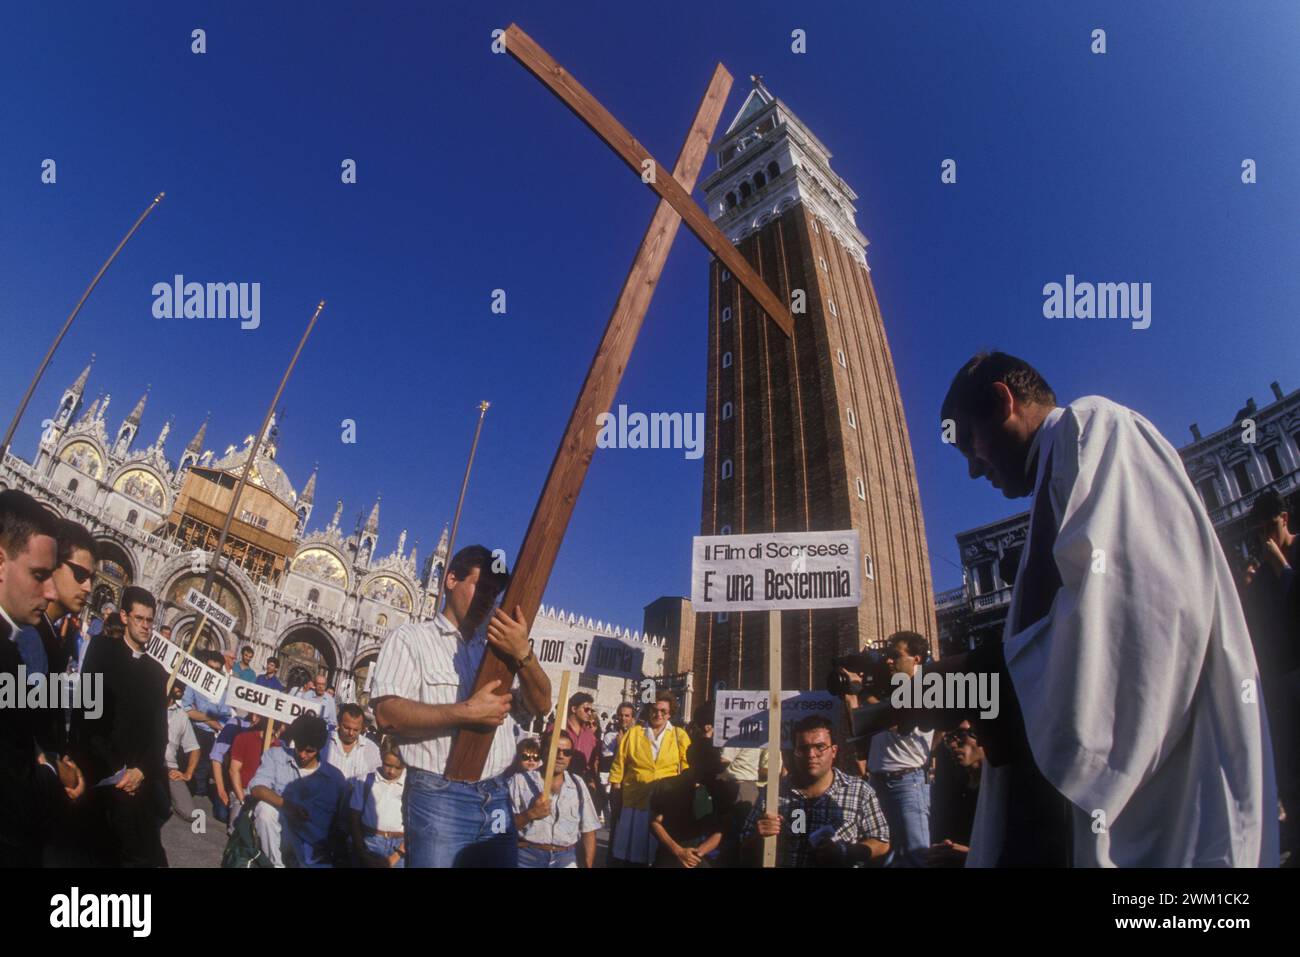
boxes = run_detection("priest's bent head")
[941,352,1058,499]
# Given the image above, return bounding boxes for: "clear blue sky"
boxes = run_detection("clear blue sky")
[2,1,1297,629]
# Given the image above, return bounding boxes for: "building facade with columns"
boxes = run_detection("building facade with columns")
[2,357,676,714]
[935,380,1300,655]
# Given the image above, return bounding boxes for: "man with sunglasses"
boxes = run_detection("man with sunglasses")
[509,728,600,868]
[740,715,890,868]
[14,518,98,755]
[925,722,985,867]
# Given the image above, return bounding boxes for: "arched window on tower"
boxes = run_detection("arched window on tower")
[722,352,733,369]
[739,182,752,200]
[307,587,320,606]
[767,160,780,179]
[753,171,766,190]
[725,191,738,209]
[67,478,78,493]
[126,509,138,525]
[722,402,733,421]
[721,459,733,480]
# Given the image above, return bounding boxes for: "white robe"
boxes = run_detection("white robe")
[969,397,1279,867]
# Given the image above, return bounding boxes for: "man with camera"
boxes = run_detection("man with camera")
[833,631,934,867]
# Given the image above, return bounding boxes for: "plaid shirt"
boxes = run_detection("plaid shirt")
[741,768,890,868]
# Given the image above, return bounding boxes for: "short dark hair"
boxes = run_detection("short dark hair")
[339,703,365,722]
[447,544,509,593]
[1249,488,1290,528]
[792,715,836,744]
[120,585,156,616]
[289,714,328,751]
[241,644,253,654]
[653,690,676,716]
[940,352,1056,423]
[541,727,573,753]
[568,692,594,712]
[0,489,60,557]
[266,655,279,666]
[54,518,97,566]
[888,631,929,660]
[616,702,636,715]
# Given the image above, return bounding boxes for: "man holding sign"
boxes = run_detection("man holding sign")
[740,716,890,868]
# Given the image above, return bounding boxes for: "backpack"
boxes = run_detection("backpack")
[221,803,271,868]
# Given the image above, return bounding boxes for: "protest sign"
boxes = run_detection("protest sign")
[691,530,861,612]
[144,632,228,700]
[225,676,323,723]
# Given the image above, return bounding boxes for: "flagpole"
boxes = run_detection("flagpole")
[166,299,326,694]
[431,401,490,620]
[2,193,165,458]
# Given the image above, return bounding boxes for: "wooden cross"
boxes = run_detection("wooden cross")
[445,25,794,780]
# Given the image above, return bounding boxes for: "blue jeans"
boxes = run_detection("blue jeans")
[517,844,576,869]
[364,833,405,869]
[874,767,931,867]
[403,768,517,868]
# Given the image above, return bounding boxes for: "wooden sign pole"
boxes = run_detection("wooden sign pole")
[764,609,782,867]
[443,60,734,782]
[541,670,573,797]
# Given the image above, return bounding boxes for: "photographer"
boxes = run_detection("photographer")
[832,631,934,867]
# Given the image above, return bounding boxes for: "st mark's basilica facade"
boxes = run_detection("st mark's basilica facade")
[0,357,676,716]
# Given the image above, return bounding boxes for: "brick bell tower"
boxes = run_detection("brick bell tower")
[694,77,936,694]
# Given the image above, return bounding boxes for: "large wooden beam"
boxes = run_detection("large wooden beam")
[504,23,794,339]
[444,64,734,781]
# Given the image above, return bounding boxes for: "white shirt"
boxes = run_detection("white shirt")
[644,722,671,759]
[867,726,931,773]
[369,614,525,779]
[166,701,199,771]
[351,770,405,832]
[324,731,381,784]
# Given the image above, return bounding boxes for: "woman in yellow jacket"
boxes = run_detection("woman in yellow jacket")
[608,691,690,865]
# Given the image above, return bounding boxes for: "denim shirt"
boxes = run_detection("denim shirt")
[183,685,233,734]
[250,743,348,856]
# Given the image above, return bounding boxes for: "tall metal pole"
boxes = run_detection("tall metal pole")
[166,299,326,693]
[2,193,165,457]
[431,401,490,620]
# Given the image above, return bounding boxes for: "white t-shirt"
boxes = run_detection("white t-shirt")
[867,727,930,773]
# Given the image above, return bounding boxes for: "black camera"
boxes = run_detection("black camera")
[825,649,892,699]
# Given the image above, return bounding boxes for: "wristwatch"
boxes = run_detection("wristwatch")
[513,649,535,671]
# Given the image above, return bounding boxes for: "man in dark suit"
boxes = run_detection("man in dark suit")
[0,490,85,866]
[75,584,170,867]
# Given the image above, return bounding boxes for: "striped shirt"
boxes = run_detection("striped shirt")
[369,614,525,780]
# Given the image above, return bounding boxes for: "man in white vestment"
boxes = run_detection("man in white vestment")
[928,351,1278,867]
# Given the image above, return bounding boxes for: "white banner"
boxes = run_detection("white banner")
[526,632,644,681]
[144,632,228,700]
[691,530,861,612]
[225,676,323,723]
[712,690,839,748]
[185,587,236,632]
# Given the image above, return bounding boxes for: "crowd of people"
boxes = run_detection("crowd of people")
[4,342,1296,873]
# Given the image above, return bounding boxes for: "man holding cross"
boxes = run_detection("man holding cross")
[370,545,550,867]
